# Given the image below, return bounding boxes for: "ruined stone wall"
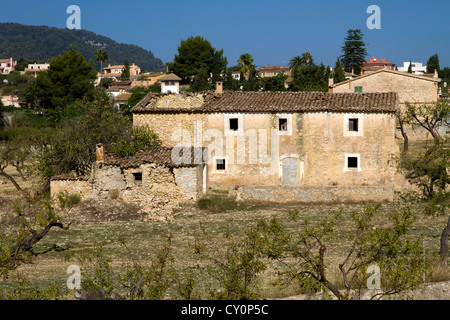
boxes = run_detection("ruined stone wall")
[174,166,203,201]
[50,179,93,200]
[90,163,202,219]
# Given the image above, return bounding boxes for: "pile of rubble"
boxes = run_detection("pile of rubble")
[136,197,178,221]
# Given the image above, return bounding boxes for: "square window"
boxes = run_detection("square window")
[229,118,239,131]
[347,157,358,168]
[344,114,363,137]
[279,118,288,131]
[216,159,226,170]
[349,118,359,131]
[132,172,143,185]
[354,86,362,93]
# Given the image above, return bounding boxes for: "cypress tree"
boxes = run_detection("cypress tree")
[407,60,413,73]
[426,53,440,74]
[333,58,346,84]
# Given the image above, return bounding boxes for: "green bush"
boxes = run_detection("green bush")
[197,195,240,212]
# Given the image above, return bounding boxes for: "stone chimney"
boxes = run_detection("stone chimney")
[328,77,334,87]
[215,81,223,94]
[96,143,104,164]
[434,69,438,78]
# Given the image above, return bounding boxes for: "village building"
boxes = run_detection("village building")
[258,66,291,78]
[24,63,50,77]
[397,61,427,74]
[159,72,182,94]
[97,63,142,84]
[362,57,396,74]
[0,57,17,75]
[131,87,399,204]
[105,81,133,97]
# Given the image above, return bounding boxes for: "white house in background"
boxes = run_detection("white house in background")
[159,72,181,94]
[397,61,427,75]
[24,63,50,77]
[232,71,241,81]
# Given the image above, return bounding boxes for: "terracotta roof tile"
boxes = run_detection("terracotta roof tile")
[132,91,398,114]
[159,73,182,81]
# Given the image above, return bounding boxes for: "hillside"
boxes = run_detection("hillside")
[0,22,165,72]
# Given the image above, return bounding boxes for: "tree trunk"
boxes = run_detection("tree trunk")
[398,119,409,152]
[0,168,23,191]
[440,215,450,266]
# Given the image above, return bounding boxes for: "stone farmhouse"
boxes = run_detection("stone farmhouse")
[131,85,399,204]
[47,73,418,224]
[51,86,400,212]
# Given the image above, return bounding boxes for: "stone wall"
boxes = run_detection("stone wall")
[175,166,204,200]
[229,185,395,203]
[50,178,93,200]
[91,163,203,220]
[51,162,204,220]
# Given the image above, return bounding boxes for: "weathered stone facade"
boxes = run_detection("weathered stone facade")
[330,69,442,141]
[132,91,399,203]
[50,177,93,200]
[330,69,440,107]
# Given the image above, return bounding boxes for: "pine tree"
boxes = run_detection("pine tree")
[191,67,211,92]
[340,29,368,76]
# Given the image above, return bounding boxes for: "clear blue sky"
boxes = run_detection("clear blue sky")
[1,0,449,69]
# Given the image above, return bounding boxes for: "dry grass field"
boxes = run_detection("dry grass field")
[0,163,448,299]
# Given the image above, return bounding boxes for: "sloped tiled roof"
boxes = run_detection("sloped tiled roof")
[331,68,441,88]
[102,147,207,169]
[132,91,398,114]
[159,73,182,82]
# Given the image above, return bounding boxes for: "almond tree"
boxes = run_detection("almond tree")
[397,99,449,265]
[256,205,435,300]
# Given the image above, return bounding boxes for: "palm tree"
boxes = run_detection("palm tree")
[95,49,109,74]
[238,53,254,80]
[23,82,39,109]
[289,52,314,73]
[301,52,314,67]
[288,56,303,72]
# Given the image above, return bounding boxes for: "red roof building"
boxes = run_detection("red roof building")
[362,58,396,74]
